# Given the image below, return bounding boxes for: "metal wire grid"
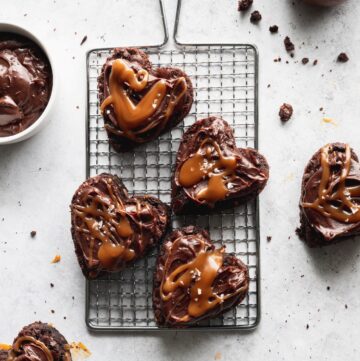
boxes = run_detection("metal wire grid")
[85,45,259,331]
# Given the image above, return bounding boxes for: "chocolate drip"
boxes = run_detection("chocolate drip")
[0,34,52,137]
[101,58,187,143]
[8,336,53,361]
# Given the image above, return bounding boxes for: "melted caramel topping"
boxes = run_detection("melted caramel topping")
[178,139,238,202]
[303,144,360,223]
[8,336,53,361]
[73,178,135,269]
[100,59,187,141]
[160,238,240,321]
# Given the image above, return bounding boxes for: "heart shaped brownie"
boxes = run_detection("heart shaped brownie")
[71,173,170,279]
[298,143,360,247]
[7,322,72,361]
[171,117,269,214]
[153,226,249,327]
[98,47,194,152]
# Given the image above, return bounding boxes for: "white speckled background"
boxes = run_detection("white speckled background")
[1,0,360,360]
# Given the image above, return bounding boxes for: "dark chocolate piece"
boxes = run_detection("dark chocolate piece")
[171,117,269,214]
[279,103,293,122]
[337,52,349,62]
[269,25,279,33]
[284,36,295,52]
[153,226,249,327]
[238,0,253,11]
[98,47,193,152]
[298,143,360,247]
[250,10,262,23]
[71,173,170,279]
[0,33,52,137]
[9,322,71,361]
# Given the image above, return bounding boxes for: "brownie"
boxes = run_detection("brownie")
[298,143,360,247]
[98,47,194,152]
[250,10,262,23]
[269,25,279,33]
[153,226,249,327]
[0,350,8,361]
[9,322,71,361]
[171,117,269,214]
[71,173,170,279]
[0,33,52,137]
[337,52,349,63]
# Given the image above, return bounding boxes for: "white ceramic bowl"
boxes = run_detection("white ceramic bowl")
[0,23,56,145]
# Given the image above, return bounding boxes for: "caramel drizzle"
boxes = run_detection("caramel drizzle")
[302,144,360,223]
[178,139,238,202]
[8,336,53,361]
[160,237,243,322]
[100,59,187,142]
[73,178,135,269]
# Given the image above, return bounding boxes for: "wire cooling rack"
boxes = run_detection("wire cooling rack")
[85,44,259,331]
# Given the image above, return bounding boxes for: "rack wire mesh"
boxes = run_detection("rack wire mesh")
[86,44,259,331]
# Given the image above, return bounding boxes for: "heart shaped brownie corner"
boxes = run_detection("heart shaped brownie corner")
[71,173,170,279]
[98,47,194,152]
[8,322,72,361]
[298,143,360,247]
[171,117,269,214]
[153,226,249,327]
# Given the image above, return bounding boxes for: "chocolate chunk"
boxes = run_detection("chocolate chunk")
[298,143,360,247]
[171,117,269,214]
[98,47,193,152]
[337,52,349,62]
[238,0,253,11]
[302,57,309,64]
[284,36,295,52]
[71,173,170,279]
[269,25,279,33]
[0,33,52,137]
[250,10,262,23]
[153,226,249,327]
[9,322,72,361]
[30,230,37,238]
[279,103,293,122]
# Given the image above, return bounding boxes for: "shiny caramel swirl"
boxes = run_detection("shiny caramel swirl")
[72,177,137,270]
[302,144,360,223]
[100,59,187,142]
[7,336,53,361]
[178,139,238,202]
[160,237,243,322]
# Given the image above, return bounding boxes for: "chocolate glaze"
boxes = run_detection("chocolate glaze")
[9,322,71,361]
[153,226,249,327]
[98,47,193,152]
[298,143,360,247]
[172,117,269,214]
[0,33,52,137]
[71,173,170,279]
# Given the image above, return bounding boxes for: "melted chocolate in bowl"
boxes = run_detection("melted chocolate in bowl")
[0,32,52,137]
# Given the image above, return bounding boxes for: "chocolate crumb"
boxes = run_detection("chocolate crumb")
[51,310,55,314]
[50,283,54,288]
[250,11,262,23]
[313,59,318,66]
[337,52,349,63]
[327,286,330,291]
[279,103,293,122]
[345,304,348,309]
[302,57,309,65]
[269,25,278,33]
[30,231,37,238]
[238,0,253,11]
[267,236,272,242]
[267,84,271,88]
[319,107,323,111]
[284,36,295,52]
[80,35,88,46]
[306,324,309,329]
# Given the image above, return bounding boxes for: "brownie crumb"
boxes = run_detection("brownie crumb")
[306,324,309,329]
[80,35,88,46]
[269,25,278,33]
[50,283,54,288]
[302,57,309,65]
[30,230,37,238]
[313,59,318,66]
[327,286,330,291]
[337,52,349,63]
[267,236,272,242]
[51,309,55,314]
[238,0,253,11]
[250,11,262,23]
[284,36,295,52]
[279,103,293,122]
[345,304,348,309]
